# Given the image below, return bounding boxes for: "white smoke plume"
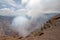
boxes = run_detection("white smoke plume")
[11,13,59,37]
[10,0,60,37]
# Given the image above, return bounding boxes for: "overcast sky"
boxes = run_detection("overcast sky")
[0,0,60,16]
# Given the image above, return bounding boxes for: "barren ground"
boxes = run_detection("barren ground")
[0,14,60,40]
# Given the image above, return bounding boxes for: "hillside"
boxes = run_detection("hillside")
[0,14,60,40]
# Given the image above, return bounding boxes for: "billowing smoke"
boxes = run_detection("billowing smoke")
[10,0,60,37]
[11,13,59,37]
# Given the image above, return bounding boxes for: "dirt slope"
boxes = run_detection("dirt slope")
[0,14,60,40]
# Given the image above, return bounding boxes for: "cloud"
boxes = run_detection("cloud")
[22,0,29,4]
[0,8,14,16]
[0,0,60,16]
[6,0,17,7]
[15,9,28,16]
[0,0,16,7]
[26,0,60,13]
[0,8,29,16]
